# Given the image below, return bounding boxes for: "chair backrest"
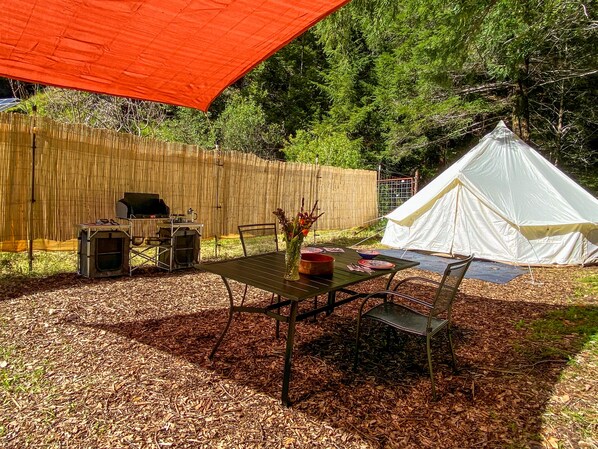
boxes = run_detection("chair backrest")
[238,223,279,257]
[431,255,474,319]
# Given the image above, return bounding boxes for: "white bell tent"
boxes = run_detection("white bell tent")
[382,121,598,266]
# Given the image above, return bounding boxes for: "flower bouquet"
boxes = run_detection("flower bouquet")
[273,199,324,280]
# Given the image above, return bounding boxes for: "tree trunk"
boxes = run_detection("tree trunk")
[512,58,531,142]
[553,79,566,167]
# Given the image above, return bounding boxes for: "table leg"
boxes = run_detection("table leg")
[281,300,298,407]
[326,291,336,316]
[209,276,235,359]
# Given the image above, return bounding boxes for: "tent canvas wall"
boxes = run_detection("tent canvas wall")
[382,121,598,266]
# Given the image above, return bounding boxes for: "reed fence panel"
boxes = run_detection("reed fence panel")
[0,113,378,251]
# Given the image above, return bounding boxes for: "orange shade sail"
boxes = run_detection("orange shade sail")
[0,0,350,111]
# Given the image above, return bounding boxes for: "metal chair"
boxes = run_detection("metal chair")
[238,223,279,257]
[354,255,474,400]
[238,223,282,336]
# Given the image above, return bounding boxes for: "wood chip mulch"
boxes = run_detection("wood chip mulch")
[0,264,597,448]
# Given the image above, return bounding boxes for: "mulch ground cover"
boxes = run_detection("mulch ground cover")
[1,264,596,448]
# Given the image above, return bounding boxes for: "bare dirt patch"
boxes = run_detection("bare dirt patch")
[1,265,597,448]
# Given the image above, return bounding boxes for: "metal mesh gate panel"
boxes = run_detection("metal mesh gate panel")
[377,177,415,216]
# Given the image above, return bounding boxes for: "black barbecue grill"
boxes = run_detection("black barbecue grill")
[116,192,170,219]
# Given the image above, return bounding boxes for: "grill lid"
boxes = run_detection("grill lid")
[116,192,170,219]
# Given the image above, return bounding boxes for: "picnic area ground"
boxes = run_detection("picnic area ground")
[0,240,596,448]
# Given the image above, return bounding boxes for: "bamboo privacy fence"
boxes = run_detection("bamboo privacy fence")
[0,113,378,251]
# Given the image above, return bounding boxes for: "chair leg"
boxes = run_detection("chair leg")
[354,315,363,369]
[312,296,318,322]
[426,334,436,401]
[447,326,457,372]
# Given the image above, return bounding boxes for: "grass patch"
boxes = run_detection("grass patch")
[529,306,598,343]
[523,306,598,359]
[515,272,598,361]
[520,274,598,358]
[575,274,598,298]
[0,251,77,277]
[539,333,598,447]
[0,251,78,291]
[0,346,48,396]
[528,275,598,447]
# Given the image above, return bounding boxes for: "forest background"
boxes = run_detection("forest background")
[2,0,597,192]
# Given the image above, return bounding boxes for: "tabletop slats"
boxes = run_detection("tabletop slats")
[200,248,419,301]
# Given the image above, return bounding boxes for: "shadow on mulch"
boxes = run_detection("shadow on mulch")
[0,267,191,301]
[77,286,592,448]
[0,272,84,300]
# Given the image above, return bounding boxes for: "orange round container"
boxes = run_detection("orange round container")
[299,253,335,276]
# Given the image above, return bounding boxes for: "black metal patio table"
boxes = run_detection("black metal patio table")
[200,247,419,406]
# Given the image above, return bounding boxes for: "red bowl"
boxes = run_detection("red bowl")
[299,253,334,276]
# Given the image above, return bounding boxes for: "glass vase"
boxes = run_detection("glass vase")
[284,236,303,281]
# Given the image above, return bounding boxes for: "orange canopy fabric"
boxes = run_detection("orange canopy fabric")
[0,0,349,111]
